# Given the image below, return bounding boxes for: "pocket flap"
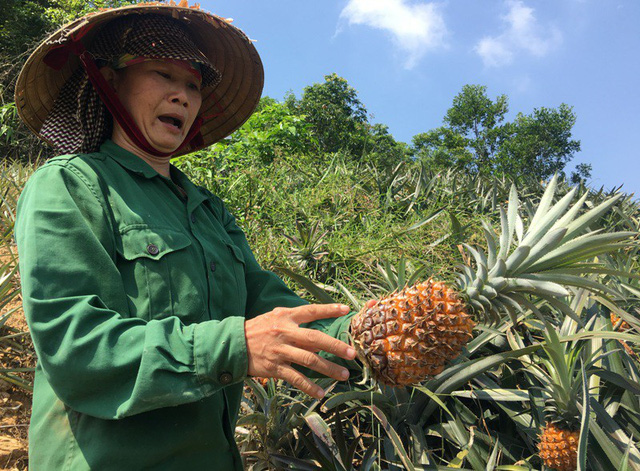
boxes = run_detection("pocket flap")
[227,242,246,266]
[117,226,191,261]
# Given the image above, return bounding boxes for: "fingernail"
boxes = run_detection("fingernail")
[339,305,350,313]
[316,388,325,399]
[347,347,356,358]
[341,369,349,380]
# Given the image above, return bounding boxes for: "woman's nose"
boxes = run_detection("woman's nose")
[170,86,190,107]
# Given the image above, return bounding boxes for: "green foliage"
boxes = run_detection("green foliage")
[292,73,369,156]
[215,99,317,164]
[443,84,509,172]
[413,84,582,182]
[497,103,581,179]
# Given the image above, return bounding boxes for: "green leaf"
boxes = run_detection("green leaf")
[450,389,529,402]
[577,362,590,471]
[369,405,416,471]
[275,266,336,304]
[304,412,346,471]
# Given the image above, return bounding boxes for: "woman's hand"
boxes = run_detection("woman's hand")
[244,304,356,400]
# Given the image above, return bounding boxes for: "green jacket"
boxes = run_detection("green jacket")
[15,140,353,470]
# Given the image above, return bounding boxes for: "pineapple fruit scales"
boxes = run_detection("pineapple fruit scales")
[350,280,475,386]
[538,424,578,471]
[350,175,632,387]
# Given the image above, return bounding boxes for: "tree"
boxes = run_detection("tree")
[214,98,316,165]
[412,84,583,181]
[497,104,581,180]
[363,123,410,169]
[443,84,509,173]
[412,126,473,170]
[292,73,368,156]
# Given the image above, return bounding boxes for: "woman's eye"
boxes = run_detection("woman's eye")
[156,71,170,79]
[188,82,201,91]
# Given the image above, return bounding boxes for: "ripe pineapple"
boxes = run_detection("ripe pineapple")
[350,280,475,386]
[350,176,632,386]
[538,423,579,471]
[610,311,631,331]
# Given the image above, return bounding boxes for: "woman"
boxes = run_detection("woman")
[15,4,359,469]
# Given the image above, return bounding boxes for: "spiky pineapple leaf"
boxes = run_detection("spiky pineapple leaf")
[275,266,337,304]
[321,390,391,413]
[528,174,559,230]
[577,362,590,471]
[369,405,416,471]
[304,412,346,470]
[590,400,640,470]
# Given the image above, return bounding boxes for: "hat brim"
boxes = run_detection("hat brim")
[15,4,264,157]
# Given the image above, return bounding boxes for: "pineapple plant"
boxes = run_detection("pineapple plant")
[534,325,585,471]
[350,176,634,386]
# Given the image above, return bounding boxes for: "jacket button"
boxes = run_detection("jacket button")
[210,261,216,272]
[147,244,159,255]
[190,214,196,223]
[219,372,233,385]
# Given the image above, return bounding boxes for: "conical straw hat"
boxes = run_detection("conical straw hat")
[15,2,264,156]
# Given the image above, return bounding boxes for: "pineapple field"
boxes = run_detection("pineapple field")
[1,140,639,469]
[177,146,639,471]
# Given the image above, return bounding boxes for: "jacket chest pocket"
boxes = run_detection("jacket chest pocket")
[226,242,247,311]
[116,226,205,324]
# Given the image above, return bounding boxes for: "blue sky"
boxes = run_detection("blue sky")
[201,0,639,197]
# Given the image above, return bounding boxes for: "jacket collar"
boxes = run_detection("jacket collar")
[100,139,159,179]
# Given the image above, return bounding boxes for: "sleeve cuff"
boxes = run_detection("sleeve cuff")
[194,316,248,387]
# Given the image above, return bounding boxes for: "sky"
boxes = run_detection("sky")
[201,0,639,197]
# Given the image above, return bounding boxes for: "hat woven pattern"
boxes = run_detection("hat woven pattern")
[90,14,221,87]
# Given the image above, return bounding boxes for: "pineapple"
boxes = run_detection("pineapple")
[350,176,632,386]
[350,280,475,386]
[538,423,579,471]
[610,311,631,331]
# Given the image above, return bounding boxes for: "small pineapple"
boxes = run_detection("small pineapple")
[538,423,579,471]
[350,176,632,386]
[610,311,631,331]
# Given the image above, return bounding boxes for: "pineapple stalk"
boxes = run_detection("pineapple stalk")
[350,175,634,387]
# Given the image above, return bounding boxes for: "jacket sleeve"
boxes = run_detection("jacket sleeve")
[16,163,247,420]
[206,193,356,369]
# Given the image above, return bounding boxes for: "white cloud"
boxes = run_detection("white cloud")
[339,0,447,69]
[475,1,562,67]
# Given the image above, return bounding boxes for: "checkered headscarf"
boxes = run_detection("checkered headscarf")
[40,14,221,156]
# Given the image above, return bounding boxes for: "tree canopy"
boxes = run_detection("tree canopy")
[412,84,585,181]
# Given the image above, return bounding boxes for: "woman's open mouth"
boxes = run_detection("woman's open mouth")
[158,115,184,131]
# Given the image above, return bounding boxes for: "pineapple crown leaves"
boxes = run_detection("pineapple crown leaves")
[456,174,636,324]
[528,324,594,426]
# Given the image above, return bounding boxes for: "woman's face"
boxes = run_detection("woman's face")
[110,60,203,154]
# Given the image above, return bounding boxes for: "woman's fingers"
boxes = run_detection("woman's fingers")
[245,302,358,393]
[288,303,350,324]
[280,345,350,381]
[276,365,326,400]
[364,299,377,309]
[293,328,356,361]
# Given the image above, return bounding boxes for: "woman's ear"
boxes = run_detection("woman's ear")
[99,66,119,91]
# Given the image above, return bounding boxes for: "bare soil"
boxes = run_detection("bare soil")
[0,245,32,470]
